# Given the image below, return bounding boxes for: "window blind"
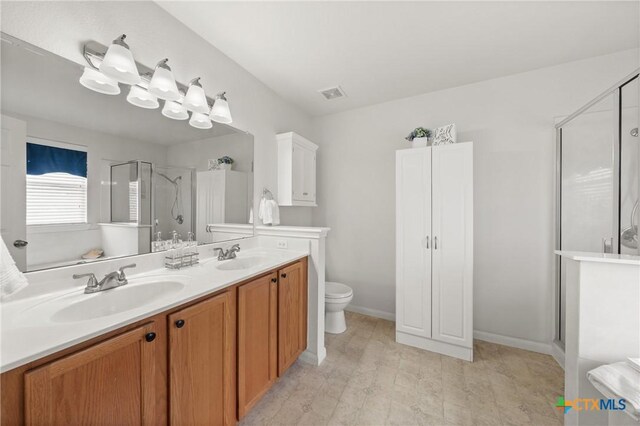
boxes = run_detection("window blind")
[26,172,88,225]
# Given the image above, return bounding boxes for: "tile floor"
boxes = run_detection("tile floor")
[240,312,565,426]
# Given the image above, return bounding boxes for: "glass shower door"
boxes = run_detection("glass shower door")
[620,77,639,255]
[558,92,618,343]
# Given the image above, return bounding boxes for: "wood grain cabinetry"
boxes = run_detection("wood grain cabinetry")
[169,290,235,426]
[0,257,308,425]
[277,260,308,375]
[24,322,164,426]
[237,272,278,418]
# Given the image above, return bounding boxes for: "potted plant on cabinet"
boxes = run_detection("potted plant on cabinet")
[405,127,432,148]
[217,156,234,171]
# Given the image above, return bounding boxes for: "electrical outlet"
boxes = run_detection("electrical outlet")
[276,240,288,249]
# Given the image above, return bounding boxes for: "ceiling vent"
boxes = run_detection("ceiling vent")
[319,86,346,100]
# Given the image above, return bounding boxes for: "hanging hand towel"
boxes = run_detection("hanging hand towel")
[587,361,640,421]
[267,200,280,226]
[1,237,28,299]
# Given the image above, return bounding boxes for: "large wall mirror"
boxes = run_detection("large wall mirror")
[1,33,254,272]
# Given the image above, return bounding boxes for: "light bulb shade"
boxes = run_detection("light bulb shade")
[182,78,209,113]
[162,100,188,120]
[99,38,141,85]
[209,95,232,124]
[189,112,212,129]
[127,85,159,109]
[79,67,120,95]
[148,60,180,101]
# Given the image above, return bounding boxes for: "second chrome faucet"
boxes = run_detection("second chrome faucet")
[213,244,241,261]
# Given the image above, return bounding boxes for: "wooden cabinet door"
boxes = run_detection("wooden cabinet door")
[395,147,432,339]
[237,272,278,418]
[24,322,163,426]
[169,290,235,426]
[431,142,473,349]
[278,259,308,375]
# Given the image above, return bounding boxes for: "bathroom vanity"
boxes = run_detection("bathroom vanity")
[0,251,308,425]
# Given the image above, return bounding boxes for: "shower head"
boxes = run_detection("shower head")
[158,172,182,186]
[631,127,638,137]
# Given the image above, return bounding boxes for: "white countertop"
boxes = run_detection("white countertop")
[555,250,640,266]
[0,247,308,373]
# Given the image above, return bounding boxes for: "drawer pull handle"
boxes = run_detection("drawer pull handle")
[175,319,185,328]
[145,332,156,342]
[271,278,277,283]
[281,273,287,278]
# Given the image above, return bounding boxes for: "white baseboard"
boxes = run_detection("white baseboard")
[473,330,552,355]
[397,331,473,361]
[550,341,565,370]
[345,304,395,321]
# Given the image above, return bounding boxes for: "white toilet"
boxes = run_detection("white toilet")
[324,281,354,334]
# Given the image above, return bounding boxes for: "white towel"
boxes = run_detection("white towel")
[258,198,280,226]
[587,361,640,420]
[1,237,28,299]
[629,358,640,374]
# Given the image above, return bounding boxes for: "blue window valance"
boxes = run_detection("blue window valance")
[27,143,87,178]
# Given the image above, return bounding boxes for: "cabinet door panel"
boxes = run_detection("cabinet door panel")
[24,322,162,426]
[169,291,234,426]
[395,148,432,338]
[292,145,305,201]
[238,273,278,418]
[432,143,473,348]
[278,260,308,375]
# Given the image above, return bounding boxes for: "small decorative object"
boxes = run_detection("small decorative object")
[217,156,234,171]
[433,123,457,145]
[207,159,218,170]
[405,127,432,148]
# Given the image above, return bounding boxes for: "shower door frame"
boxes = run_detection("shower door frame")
[553,69,640,350]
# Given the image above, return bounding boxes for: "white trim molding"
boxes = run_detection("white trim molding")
[346,305,395,322]
[473,330,552,355]
[256,225,329,239]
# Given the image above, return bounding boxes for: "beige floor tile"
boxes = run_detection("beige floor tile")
[240,313,563,426]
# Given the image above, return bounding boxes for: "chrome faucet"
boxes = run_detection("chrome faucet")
[73,264,136,294]
[213,244,241,261]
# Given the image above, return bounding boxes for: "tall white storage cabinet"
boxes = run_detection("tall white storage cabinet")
[396,142,473,361]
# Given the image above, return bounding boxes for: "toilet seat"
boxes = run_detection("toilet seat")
[325,282,353,299]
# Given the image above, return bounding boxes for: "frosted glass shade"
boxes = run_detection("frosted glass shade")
[183,82,209,114]
[79,67,120,95]
[210,97,232,124]
[189,112,212,129]
[162,100,188,120]
[99,43,141,85]
[148,64,180,101]
[127,86,159,109]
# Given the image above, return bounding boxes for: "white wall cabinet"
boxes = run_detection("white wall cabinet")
[277,132,318,207]
[396,142,473,361]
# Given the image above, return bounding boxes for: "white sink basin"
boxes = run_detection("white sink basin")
[51,281,185,323]
[216,256,272,271]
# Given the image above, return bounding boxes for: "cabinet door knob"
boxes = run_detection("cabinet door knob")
[145,332,156,342]
[175,319,185,328]
[271,278,277,283]
[281,273,287,278]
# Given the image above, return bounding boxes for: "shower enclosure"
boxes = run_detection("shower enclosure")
[555,71,639,347]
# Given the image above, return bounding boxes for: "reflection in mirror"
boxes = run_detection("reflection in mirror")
[0,34,254,272]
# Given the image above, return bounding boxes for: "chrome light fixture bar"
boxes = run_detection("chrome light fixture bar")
[82,38,232,126]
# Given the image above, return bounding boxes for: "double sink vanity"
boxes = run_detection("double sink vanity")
[1,246,310,425]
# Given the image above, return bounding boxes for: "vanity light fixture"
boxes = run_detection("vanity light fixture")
[127,85,159,109]
[99,34,141,85]
[162,98,189,120]
[148,58,180,101]
[189,111,213,129]
[79,67,121,95]
[209,92,233,124]
[182,77,209,114]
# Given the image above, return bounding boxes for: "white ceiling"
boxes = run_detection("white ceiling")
[158,1,639,116]
[1,36,237,145]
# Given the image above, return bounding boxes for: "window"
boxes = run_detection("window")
[26,141,88,226]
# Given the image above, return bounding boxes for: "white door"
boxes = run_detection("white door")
[431,142,473,348]
[292,143,315,203]
[396,148,432,338]
[0,115,27,271]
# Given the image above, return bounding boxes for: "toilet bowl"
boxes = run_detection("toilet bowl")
[325,281,353,334]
